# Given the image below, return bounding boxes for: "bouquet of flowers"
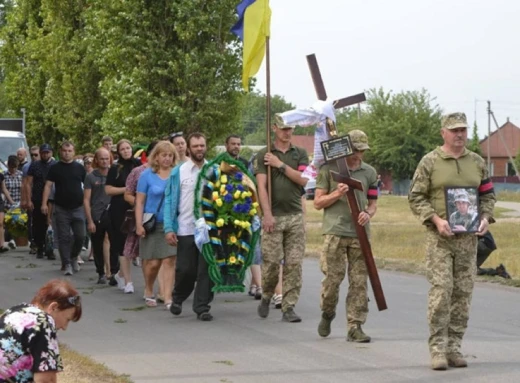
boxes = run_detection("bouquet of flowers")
[195,153,261,292]
[4,206,28,238]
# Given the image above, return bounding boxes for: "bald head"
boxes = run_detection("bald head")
[17,148,27,163]
[93,147,111,170]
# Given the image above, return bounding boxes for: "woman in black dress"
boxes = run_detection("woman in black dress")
[105,139,140,291]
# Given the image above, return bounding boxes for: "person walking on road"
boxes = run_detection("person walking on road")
[254,123,309,323]
[164,133,214,321]
[25,144,56,259]
[84,148,112,284]
[314,130,378,342]
[42,141,87,276]
[409,112,496,371]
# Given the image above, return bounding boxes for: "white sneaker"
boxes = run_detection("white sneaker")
[63,265,73,276]
[124,283,134,294]
[71,258,81,273]
[114,273,125,290]
[8,240,16,250]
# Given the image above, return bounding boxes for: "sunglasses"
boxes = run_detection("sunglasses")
[31,153,39,157]
[169,131,184,139]
[66,296,81,306]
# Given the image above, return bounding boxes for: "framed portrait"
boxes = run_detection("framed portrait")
[445,186,480,233]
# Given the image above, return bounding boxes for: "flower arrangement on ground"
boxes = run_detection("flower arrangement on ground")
[195,153,261,292]
[4,206,28,238]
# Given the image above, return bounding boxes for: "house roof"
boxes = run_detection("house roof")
[480,121,520,158]
[291,135,315,155]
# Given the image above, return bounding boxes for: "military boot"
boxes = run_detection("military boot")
[282,307,302,323]
[447,353,467,368]
[317,312,336,337]
[431,354,448,371]
[257,297,270,318]
[347,324,371,343]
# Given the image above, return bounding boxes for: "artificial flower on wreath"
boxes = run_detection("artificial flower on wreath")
[194,152,261,292]
[4,206,28,238]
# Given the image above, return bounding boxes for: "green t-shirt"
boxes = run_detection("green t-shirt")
[316,161,378,237]
[254,144,309,216]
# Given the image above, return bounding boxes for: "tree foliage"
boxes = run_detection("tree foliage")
[0,0,243,151]
[242,91,295,144]
[467,121,482,155]
[359,88,443,180]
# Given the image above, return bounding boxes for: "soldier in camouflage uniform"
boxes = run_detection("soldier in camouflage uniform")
[314,130,378,342]
[254,123,309,323]
[448,190,479,232]
[409,112,496,371]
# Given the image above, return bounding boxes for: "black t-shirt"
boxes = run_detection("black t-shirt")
[46,161,86,209]
[27,159,56,202]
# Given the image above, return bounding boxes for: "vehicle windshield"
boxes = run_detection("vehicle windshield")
[0,137,27,163]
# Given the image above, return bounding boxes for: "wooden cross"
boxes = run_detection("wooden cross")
[307,54,387,311]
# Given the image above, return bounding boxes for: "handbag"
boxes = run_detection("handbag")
[120,209,136,234]
[142,193,165,234]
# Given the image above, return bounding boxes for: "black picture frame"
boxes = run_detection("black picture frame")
[444,186,480,233]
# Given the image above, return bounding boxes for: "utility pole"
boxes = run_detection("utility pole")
[487,101,491,175]
[357,103,361,119]
[21,108,26,136]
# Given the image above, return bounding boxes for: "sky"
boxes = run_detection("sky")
[254,0,520,139]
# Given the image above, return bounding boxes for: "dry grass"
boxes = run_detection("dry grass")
[59,344,133,383]
[304,196,520,279]
[497,190,520,203]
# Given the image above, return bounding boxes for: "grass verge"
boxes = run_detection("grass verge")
[304,196,520,280]
[59,344,133,383]
[497,190,520,203]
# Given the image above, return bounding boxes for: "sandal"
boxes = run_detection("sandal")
[165,302,172,311]
[144,296,157,307]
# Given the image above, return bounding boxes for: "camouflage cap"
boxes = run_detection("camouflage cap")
[441,112,468,130]
[348,129,370,151]
[454,190,470,203]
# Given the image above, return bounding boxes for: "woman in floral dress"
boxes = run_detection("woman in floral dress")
[0,279,82,382]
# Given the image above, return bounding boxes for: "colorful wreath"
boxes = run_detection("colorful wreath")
[4,206,28,238]
[194,153,261,292]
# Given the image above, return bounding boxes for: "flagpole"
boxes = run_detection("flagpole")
[265,35,272,204]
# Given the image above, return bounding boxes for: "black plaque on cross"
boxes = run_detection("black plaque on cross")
[307,54,387,311]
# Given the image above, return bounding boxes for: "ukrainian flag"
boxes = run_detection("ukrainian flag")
[231,0,271,91]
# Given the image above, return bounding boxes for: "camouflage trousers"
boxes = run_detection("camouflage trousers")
[425,229,477,356]
[320,235,368,328]
[261,213,305,312]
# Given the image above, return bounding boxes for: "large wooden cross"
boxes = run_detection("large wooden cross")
[307,54,387,311]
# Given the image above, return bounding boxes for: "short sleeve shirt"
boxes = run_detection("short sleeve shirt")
[46,161,86,209]
[125,165,147,194]
[316,161,378,238]
[136,168,168,223]
[4,170,23,207]
[27,160,56,202]
[0,304,63,382]
[254,144,309,216]
[84,169,111,221]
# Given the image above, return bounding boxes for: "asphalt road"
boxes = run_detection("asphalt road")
[1,248,520,383]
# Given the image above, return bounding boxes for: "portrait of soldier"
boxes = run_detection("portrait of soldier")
[449,189,479,232]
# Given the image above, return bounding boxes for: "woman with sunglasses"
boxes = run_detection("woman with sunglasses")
[0,279,82,382]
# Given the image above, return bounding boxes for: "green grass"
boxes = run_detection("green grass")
[497,190,520,203]
[304,196,520,279]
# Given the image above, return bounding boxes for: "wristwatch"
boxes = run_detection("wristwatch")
[279,164,287,173]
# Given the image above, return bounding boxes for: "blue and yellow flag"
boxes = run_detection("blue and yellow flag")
[231,0,271,91]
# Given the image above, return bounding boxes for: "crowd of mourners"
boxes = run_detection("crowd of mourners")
[0,133,280,310]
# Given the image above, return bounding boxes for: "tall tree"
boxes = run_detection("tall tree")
[467,121,482,155]
[85,0,243,146]
[241,91,295,144]
[360,88,443,180]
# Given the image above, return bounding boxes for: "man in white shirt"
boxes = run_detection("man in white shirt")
[164,133,214,321]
